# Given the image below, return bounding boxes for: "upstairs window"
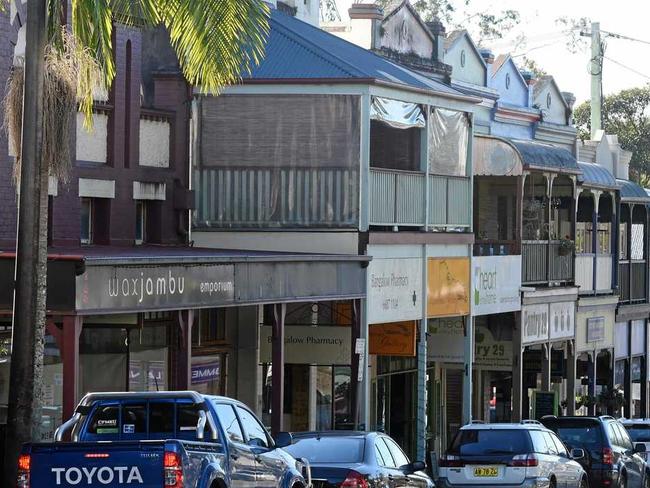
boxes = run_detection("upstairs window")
[135,200,147,245]
[80,198,93,245]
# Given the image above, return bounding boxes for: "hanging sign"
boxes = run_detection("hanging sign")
[471,256,521,316]
[367,258,423,324]
[369,321,417,357]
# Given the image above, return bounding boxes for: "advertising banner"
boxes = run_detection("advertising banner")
[369,321,417,357]
[471,256,521,316]
[367,258,423,324]
[259,326,351,365]
[427,258,470,318]
[191,361,221,384]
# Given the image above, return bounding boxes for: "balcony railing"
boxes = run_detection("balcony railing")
[575,254,614,294]
[522,241,574,285]
[619,260,647,303]
[369,168,471,228]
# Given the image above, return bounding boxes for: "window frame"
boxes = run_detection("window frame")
[214,402,245,444]
[374,436,396,468]
[135,200,147,245]
[80,197,93,245]
[382,436,410,468]
[235,405,272,449]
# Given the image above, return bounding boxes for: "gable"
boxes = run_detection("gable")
[380,5,434,59]
[445,34,486,87]
[492,57,528,107]
[533,79,567,125]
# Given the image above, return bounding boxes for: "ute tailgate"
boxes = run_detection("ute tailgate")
[29,441,165,487]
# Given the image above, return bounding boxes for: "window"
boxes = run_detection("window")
[598,222,611,254]
[215,404,244,443]
[383,437,410,468]
[546,92,552,109]
[620,223,629,259]
[193,309,227,346]
[530,431,550,454]
[375,436,395,467]
[149,402,174,434]
[625,425,650,442]
[607,422,622,447]
[542,432,559,455]
[283,437,365,464]
[460,50,466,67]
[236,406,270,448]
[550,433,569,457]
[80,197,93,244]
[122,403,147,435]
[575,222,593,254]
[428,109,469,177]
[631,224,644,260]
[135,200,146,245]
[615,423,633,451]
[87,405,119,434]
[448,429,531,456]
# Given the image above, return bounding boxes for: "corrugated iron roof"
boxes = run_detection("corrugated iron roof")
[508,139,580,173]
[618,179,650,202]
[577,162,618,190]
[245,9,465,97]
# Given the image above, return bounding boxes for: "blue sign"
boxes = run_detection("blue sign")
[191,362,220,384]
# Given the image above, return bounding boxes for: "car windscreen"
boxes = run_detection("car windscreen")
[283,436,365,464]
[448,429,531,456]
[625,425,650,442]
[542,420,603,450]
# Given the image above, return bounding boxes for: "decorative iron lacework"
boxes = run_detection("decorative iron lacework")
[320,0,341,22]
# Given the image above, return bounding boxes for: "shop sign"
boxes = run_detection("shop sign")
[259,326,351,365]
[76,264,235,313]
[587,317,605,343]
[369,321,417,357]
[522,304,549,345]
[427,317,464,362]
[471,256,521,316]
[549,302,575,341]
[427,258,470,318]
[191,362,221,384]
[474,326,512,369]
[367,258,423,324]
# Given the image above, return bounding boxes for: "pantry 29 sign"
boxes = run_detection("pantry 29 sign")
[471,255,521,316]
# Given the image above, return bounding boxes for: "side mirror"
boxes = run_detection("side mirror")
[274,431,293,449]
[404,461,426,474]
[570,448,585,460]
[634,443,646,454]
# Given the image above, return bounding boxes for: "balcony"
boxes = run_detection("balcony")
[575,254,613,294]
[619,260,647,303]
[369,168,471,228]
[522,241,574,285]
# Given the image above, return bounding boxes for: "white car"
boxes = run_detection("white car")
[437,421,589,488]
[621,418,650,461]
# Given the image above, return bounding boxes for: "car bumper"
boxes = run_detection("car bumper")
[436,478,551,488]
[588,469,619,488]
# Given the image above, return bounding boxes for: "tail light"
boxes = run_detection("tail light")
[602,447,613,466]
[439,454,464,468]
[510,453,538,467]
[340,470,369,488]
[164,451,183,488]
[17,454,31,488]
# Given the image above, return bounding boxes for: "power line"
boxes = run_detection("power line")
[603,55,650,81]
[601,30,650,46]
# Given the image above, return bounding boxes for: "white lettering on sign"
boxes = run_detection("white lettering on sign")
[51,466,143,485]
[367,258,423,324]
[522,304,549,345]
[471,256,521,316]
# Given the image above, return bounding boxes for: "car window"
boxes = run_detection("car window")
[283,437,365,463]
[122,404,146,435]
[149,402,174,434]
[448,429,531,456]
[530,431,550,454]
[87,405,119,434]
[550,433,569,457]
[542,432,559,455]
[383,437,410,468]
[215,404,244,443]
[236,406,270,448]
[374,443,387,465]
[607,422,622,447]
[625,424,650,442]
[375,437,396,467]
[546,422,603,451]
[615,423,634,451]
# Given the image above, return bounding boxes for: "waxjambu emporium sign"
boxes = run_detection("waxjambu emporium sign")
[76,264,235,313]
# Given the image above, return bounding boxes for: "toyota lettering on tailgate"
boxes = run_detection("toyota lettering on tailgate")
[51,466,144,485]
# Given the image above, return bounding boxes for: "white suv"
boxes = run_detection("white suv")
[437,421,589,488]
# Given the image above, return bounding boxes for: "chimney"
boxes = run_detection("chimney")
[562,91,577,125]
[348,3,384,50]
[479,48,494,81]
[426,17,446,63]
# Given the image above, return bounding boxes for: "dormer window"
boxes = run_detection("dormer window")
[460,50,466,67]
[505,73,511,89]
[546,93,552,109]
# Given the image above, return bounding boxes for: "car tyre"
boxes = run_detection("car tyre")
[549,478,556,488]
[619,474,626,488]
[644,475,650,488]
[579,477,589,488]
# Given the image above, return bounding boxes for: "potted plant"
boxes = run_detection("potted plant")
[558,236,575,256]
[598,387,626,415]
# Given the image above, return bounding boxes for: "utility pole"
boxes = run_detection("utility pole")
[3,0,48,484]
[590,21,602,138]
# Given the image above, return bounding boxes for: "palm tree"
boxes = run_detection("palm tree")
[3,0,269,483]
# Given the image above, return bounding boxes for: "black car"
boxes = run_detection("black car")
[541,415,648,488]
[282,431,434,488]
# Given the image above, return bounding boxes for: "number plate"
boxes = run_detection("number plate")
[473,467,498,477]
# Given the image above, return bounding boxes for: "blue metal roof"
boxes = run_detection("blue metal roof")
[508,139,580,173]
[618,179,650,202]
[245,10,466,97]
[577,162,618,190]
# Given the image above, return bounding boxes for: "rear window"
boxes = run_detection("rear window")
[283,436,365,463]
[448,429,531,456]
[625,424,650,442]
[543,420,603,450]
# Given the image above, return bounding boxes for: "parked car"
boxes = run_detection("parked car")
[437,421,588,488]
[17,391,310,488]
[621,419,650,461]
[282,431,434,487]
[541,415,649,488]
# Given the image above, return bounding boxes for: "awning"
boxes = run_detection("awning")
[577,162,618,190]
[618,179,650,203]
[474,135,580,176]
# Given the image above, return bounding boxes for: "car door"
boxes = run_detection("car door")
[541,431,567,488]
[550,432,583,488]
[615,422,644,487]
[383,436,429,488]
[213,403,257,487]
[235,405,287,488]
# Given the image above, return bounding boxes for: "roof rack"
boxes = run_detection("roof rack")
[520,420,542,425]
[599,415,615,420]
[470,420,486,424]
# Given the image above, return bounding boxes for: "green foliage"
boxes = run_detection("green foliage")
[573,85,650,185]
[521,57,547,78]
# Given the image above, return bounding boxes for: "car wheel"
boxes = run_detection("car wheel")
[549,478,556,488]
[644,475,650,488]
[579,477,589,488]
[619,474,626,488]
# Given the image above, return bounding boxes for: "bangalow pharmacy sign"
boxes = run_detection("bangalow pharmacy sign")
[471,256,521,316]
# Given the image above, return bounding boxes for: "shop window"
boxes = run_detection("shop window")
[214,403,244,443]
[80,197,93,244]
[236,406,270,448]
[135,200,147,245]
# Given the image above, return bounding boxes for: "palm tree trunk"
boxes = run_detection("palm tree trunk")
[3,0,48,485]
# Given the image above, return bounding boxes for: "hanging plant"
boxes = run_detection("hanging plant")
[558,236,575,256]
[4,33,103,185]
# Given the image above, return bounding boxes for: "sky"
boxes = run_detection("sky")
[330,0,650,105]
